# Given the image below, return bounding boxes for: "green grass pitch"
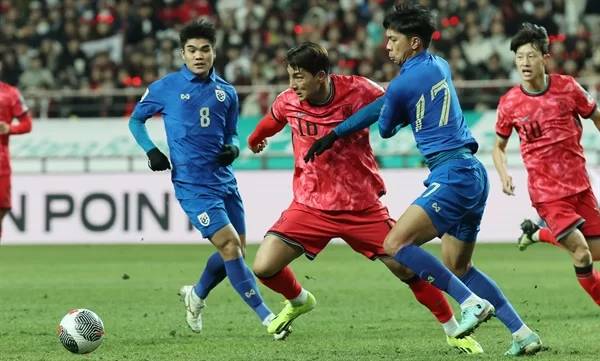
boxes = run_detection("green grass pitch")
[0,243,598,361]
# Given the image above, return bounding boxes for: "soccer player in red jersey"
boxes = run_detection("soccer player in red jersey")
[0,61,32,241]
[493,23,600,306]
[247,42,483,353]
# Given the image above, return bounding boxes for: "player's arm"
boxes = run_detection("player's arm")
[492,135,514,196]
[129,86,170,171]
[216,90,241,166]
[128,116,170,171]
[303,96,383,162]
[247,111,286,154]
[378,81,408,138]
[493,99,515,195]
[9,113,32,134]
[1,88,32,135]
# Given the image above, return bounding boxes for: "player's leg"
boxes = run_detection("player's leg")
[254,201,331,334]
[441,234,541,355]
[178,197,273,331]
[338,204,480,351]
[537,190,600,306]
[253,234,311,334]
[187,188,248,309]
[517,218,561,250]
[383,205,492,338]
[378,257,483,354]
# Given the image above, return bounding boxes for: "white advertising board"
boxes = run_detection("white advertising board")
[2,167,582,245]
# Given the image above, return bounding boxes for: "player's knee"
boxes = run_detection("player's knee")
[572,246,592,266]
[252,259,276,279]
[383,235,407,256]
[444,259,470,277]
[216,237,243,259]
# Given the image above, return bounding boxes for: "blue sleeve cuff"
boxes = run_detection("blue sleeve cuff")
[128,117,156,153]
[333,97,384,137]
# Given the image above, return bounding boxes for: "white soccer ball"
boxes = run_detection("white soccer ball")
[58,308,105,354]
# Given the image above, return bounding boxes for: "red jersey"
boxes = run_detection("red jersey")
[0,82,31,176]
[271,75,385,211]
[496,74,597,203]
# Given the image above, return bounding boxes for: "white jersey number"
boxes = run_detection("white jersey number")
[199,107,210,127]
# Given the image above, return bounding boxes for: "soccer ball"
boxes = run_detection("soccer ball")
[58,308,105,354]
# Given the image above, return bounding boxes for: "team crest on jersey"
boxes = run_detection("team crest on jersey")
[215,89,226,102]
[198,212,210,226]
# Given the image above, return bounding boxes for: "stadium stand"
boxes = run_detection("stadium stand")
[1,0,599,118]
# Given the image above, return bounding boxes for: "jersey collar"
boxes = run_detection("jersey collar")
[181,65,217,83]
[401,50,429,72]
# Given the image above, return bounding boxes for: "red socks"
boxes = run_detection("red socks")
[257,266,302,300]
[575,266,600,306]
[538,228,561,247]
[407,277,453,323]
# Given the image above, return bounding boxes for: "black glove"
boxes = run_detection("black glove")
[146,147,171,171]
[216,144,240,166]
[303,131,338,163]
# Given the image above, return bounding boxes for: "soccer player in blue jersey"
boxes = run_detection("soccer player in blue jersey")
[128,19,286,338]
[305,4,542,356]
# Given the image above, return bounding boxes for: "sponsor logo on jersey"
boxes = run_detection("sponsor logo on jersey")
[215,89,226,102]
[180,93,190,100]
[198,212,210,226]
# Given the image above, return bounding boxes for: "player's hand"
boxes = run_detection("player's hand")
[249,139,268,154]
[216,144,240,166]
[146,147,171,171]
[0,123,9,135]
[501,175,515,195]
[304,131,338,163]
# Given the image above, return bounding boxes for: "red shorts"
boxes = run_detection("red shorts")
[268,200,394,260]
[534,188,600,240]
[0,175,10,209]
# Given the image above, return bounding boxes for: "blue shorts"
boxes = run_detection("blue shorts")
[413,156,489,242]
[179,187,246,239]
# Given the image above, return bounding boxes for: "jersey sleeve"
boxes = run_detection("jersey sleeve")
[131,82,165,120]
[224,88,240,147]
[11,87,29,117]
[571,78,597,118]
[495,97,513,138]
[378,79,407,138]
[270,93,287,124]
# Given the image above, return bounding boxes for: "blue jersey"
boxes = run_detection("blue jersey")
[131,66,239,199]
[378,51,478,158]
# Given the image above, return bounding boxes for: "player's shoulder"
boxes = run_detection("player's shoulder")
[332,74,384,93]
[273,88,297,107]
[212,72,237,93]
[549,73,579,92]
[0,81,20,95]
[148,71,181,92]
[549,73,575,85]
[498,84,524,107]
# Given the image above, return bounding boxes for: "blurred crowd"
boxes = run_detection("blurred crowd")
[1,0,599,117]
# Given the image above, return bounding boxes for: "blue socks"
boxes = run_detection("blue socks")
[194,252,227,299]
[394,244,472,304]
[460,267,524,332]
[224,256,272,321]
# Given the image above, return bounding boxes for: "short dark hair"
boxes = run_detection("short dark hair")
[510,23,549,54]
[383,3,436,49]
[286,42,330,75]
[179,19,216,48]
